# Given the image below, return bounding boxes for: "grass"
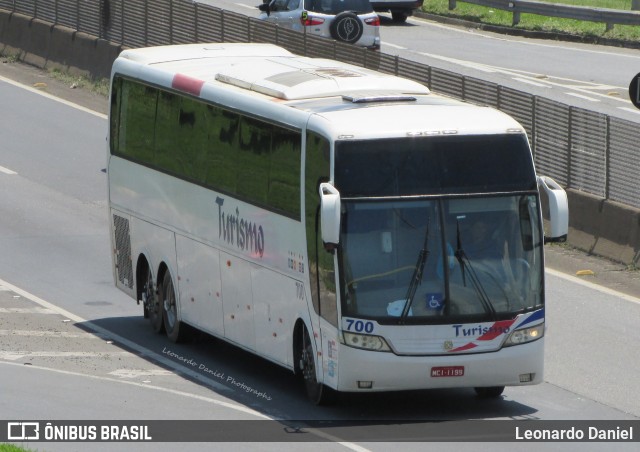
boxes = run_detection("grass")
[1,49,109,97]
[421,0,640,43]
[0,445,32,452]
[49,67,110,97]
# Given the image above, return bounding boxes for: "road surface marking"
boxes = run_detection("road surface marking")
[109,368,175,379]
[618,107,640,115]
[0,329,107,339]
[512,77,551,88]
[383,42,407,50]
[0,74,107,119]
[0,307,57,314]
[0,165,17,175]
[546,268,640,305]
[0,351,131,361]
[566,92,600,102]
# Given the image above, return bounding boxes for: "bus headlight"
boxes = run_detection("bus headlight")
[504,323,544,346]
[343,332,391,352]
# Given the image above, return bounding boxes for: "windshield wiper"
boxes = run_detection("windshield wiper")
[400,217,430,321]
[454,220,497,319]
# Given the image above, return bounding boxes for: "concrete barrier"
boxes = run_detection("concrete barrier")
[0,10,121,79]
[1,7,639,267]
[567,189,640,265]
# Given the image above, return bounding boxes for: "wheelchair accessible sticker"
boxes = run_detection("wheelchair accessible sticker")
[426,293,444,310]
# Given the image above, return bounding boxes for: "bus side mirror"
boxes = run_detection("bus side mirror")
[537,176,569,243]
[319,182,341,249]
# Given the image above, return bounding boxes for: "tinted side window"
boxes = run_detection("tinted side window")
[111,76,302,219]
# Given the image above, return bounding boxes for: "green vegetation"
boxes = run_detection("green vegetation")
[0,51,19,63]
[0,444,32,452]
[421,0,640,43]
[49,68,109,97]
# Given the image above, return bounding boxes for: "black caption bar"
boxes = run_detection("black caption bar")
[1,420,638,442]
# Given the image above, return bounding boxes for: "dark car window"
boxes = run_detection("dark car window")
[272,0,298,11]
[306,0,374,14]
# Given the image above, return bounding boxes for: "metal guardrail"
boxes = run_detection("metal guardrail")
[448,0,640,30]
[1,0,639,210]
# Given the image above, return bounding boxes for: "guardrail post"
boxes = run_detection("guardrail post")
[449,0,456,10]
[508,2,521,26]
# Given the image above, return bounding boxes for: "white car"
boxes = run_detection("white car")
[258,0,381,50]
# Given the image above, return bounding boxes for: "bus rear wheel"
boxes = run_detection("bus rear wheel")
[474,386,505,398]
[299,326,335,405]
[160,272,186,342]
[143,268,164,334]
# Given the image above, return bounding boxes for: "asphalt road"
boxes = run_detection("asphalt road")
[0,59,639,451]
[202,0,640,122]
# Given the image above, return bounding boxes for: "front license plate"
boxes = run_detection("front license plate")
[431,366,464,377]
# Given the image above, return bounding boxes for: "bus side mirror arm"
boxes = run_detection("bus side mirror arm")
[537,176,569,244]
[319,182,341,250]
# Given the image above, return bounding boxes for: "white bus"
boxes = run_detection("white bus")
[107,43,568,404]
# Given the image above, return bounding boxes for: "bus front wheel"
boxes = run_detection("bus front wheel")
[299,326,336,405]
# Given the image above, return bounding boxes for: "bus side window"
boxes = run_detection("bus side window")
[118,80,157,162]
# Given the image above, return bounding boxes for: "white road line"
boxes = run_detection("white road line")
[0,307,58,314]
[565,92,600,102]
[545,267,640,305]
[512,77,551,88]
[0,165,17,175]
[0,329,107,339]
[0,359,267,418]
[0,351,131,361]
[410,16,640,60]
[618,107,640,115]
[109,368,175,379]
[382,42,407,50]
[0,277,371,451]
[0,74,107,119]
[0,276,267,415]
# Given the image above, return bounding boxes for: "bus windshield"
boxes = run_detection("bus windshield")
[335,134,543,324]
[339,196,544,323]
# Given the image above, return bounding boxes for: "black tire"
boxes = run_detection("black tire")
[299,326,336,405]
[329,12,364,44]
[161,271,187,343]
[391,12,408,23]
[474,386,505,398]
[144,268,164,333]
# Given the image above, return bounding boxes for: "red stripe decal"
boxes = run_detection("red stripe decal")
[172,74,205,96]
[450,343,477,353]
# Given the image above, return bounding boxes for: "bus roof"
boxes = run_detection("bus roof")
[117,43,428,100]
[114,43,525,137]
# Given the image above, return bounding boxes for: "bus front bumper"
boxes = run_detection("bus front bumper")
[333,338,544,392]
